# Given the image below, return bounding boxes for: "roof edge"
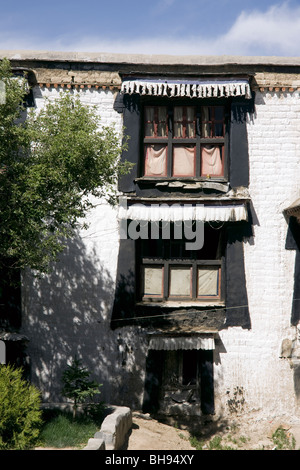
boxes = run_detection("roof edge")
[1,50,300,67]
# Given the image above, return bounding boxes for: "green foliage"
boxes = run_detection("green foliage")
[0,364,42,449]
[189,435,205,450]
[61,358,102,418]
[190,432,249,450]
[272,426,296,450]
[0,58,131,274]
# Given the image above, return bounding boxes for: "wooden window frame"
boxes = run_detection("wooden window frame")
[139,225,224,303]
[141,258,222,302]
[142,101,229,180]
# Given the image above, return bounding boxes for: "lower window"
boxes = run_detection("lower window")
[139,224,223,302]
[142,263,221,300]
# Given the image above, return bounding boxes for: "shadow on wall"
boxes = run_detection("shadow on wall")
[293,364,300,401]
[285,216,300,326]
[21,234,145,409]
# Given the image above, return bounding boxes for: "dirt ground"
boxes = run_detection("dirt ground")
[35,412,300,451]
[125,412,300,450]
[126,415,196,450]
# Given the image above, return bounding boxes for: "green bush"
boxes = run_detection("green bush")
[0,364,42,449]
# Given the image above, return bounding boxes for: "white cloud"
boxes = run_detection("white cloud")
[0,2,300,57]
[218,2,300,56]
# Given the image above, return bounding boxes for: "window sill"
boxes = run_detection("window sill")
[135,178,229,192]
[136,300,225,308]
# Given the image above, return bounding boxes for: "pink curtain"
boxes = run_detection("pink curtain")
[201,146,223,176]
[144,145,167,176]
[172,146,195,176]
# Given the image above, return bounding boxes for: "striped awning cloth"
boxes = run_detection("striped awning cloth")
[148,334,215,350]
[119,202,248,223]
[121,78,252,99]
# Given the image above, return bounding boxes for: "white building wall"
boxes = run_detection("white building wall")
[215,89,300,421]
[21,84,300,422]
[22,85,148,408]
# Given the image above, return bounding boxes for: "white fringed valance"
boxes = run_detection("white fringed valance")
[121,78,252,99]
[119,203,248,223]
[148,335,215,350]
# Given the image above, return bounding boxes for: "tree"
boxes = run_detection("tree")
[61,357,102,419]
[0,58,130,274]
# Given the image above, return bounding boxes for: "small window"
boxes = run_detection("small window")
[139,224,223,302]
[143,104,226,179]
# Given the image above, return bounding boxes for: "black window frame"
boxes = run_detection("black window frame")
[140,98,230,182]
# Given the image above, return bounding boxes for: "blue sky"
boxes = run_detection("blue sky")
[0,0,300,56]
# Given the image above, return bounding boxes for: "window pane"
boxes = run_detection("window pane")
[172,145,195,176]
[214,107,224,137]
[144,106,167,137]
[174,106,183,137]
[197,267,219,297]
[174,106,195,138]
[201,145,223,177]
[157,107,168,137]
[201,106,211,137]
[201,106,224,138]
[143,266,163,297]
[169,267,192,297]
[186,107,196,138]
[144,144,167,176]
[145,107,155,136]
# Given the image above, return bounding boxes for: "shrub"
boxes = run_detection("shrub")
[61,358,102,419]
[0,364,42,449]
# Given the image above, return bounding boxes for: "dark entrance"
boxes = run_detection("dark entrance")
[143,348,214,417]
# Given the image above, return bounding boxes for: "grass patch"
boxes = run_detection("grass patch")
[272,426,296,450]
[38,407,105,449]
[189,432,250,450]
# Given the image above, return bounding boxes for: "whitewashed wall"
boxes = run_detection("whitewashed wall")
[21,84,300,423]
[21,85,148,408]
[215,89,300,422]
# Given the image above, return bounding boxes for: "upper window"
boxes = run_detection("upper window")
[143,104,226,179]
